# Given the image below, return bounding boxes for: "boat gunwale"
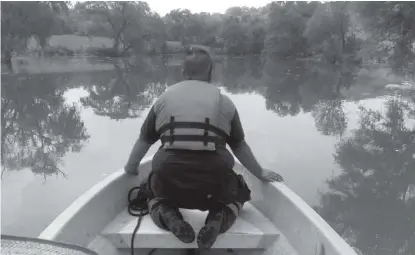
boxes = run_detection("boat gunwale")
[37,160,140,240]
[39,156,357,255]
[268,182,357,254]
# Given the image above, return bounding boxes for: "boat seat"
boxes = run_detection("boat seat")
[102,203,280,249]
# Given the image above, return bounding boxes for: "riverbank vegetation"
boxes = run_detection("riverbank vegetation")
[2,1,414,76]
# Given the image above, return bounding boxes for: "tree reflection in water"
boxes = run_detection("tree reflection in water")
[262,57,360,136]
[77,55,361,140]
[312,99,347,136]
[216,56,265,94]
[316,96,415,255]
[1,74,90,178]
[2,55,414,252]
[80,58,169,120]
[262,59,304,117]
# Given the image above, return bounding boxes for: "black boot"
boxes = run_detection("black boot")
[197,210,224,249]
[197,206,237,249]
[166,215,195,243]
[157,204,196,243]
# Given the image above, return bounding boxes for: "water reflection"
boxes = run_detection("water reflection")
[2,55,414,253]
[263,60,304,116]
[312,99,347,136]
[316,96,415,255]
[79,59,168,120]
[1,74,90,177]
[0,56,376,179]
[215,56,265,93]
[77,56,268,120]
[263,58,360,136]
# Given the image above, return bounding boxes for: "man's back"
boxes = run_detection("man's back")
[149,79,242,196]
[123,46,283,249]
[152,80,239,152]
[124,47,280,183]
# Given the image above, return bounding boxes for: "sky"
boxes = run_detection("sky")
[145,0,273,16]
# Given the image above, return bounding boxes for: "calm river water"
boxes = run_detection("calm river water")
[1,56,414,255]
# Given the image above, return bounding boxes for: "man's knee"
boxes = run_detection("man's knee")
[220,202,243,233]
[206,202,244,233]
[148,197,183,230]
[225,201,243,217]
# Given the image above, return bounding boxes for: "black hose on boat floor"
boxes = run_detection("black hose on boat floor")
[128,185,150,255]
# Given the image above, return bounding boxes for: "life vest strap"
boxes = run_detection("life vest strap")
[203,118,209,146]
[160,135,226,146]
[169,116,175,145]
[158,121,229,139]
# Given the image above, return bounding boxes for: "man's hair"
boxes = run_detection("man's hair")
[183,47,213,79]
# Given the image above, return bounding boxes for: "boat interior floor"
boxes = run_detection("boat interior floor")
[89,203,297,255]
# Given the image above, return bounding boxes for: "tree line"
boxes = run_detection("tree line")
[1,2,414,71]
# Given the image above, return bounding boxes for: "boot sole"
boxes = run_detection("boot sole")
[170,220,195,243]
[197,225,220,249]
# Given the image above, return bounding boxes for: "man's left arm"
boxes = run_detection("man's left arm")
[124,106,159,175]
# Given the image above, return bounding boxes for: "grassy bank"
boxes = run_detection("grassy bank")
[26,35,223,58]
[27,35,126,57]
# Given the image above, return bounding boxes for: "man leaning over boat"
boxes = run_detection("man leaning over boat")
[123,47,284,249]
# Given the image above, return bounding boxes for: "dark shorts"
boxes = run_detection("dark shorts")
[150,148,249,211]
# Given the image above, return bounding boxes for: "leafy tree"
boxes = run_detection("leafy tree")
[304,3,348,58]
[220,6,267,55]
[161,6,268,55]
[221,16,247,55]
[77,1,155,55]
[248,18,267,54]
[164,9,224,48]
[164,9,193,43]
[1,1,68,66]
[142,12,167,53]
[355,2,415,77]
[263,2,311,59]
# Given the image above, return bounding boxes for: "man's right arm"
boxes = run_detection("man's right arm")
[227,110,284,182]
[227,110,264,180]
